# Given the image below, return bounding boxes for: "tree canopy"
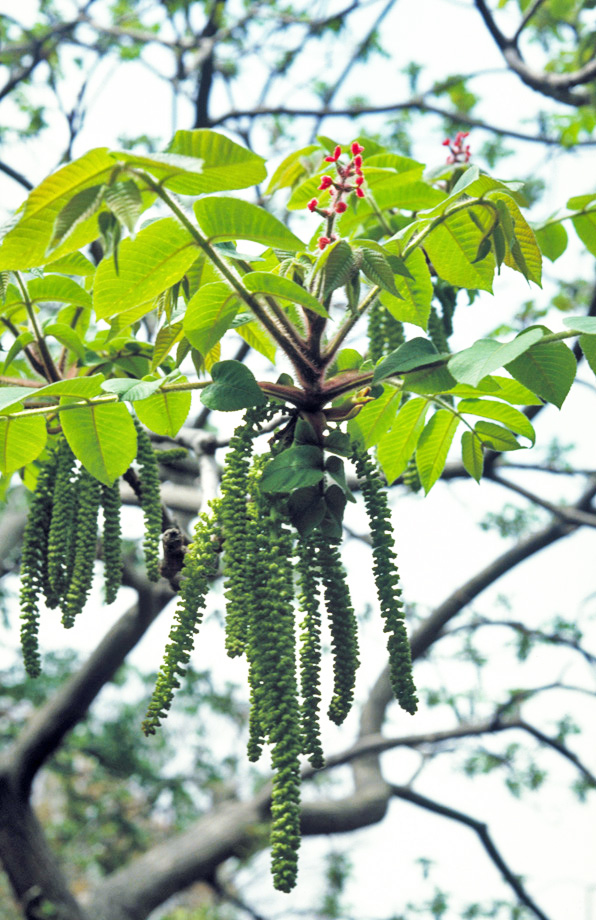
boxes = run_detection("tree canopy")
[0,2,595,919]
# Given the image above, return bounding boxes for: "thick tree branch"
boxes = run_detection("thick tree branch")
[390,784,552,920]
[474,0,596,106]
[7,583,173,797]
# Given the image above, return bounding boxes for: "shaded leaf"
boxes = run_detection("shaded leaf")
[200,360,266,411]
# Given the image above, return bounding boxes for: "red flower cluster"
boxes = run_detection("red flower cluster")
[307,141,366,250]
[442,131,471,164]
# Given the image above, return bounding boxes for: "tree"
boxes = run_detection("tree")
[0,2,595,919]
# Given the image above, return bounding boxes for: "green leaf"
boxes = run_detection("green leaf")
[166,129,267,193]
[104,180,143,234]
[448,328,544,387]
[461,430,483,482]
[505,333,576,408]
[94,218,198,320]
[403,364,457,395]
[579,334,596,377]
[0,387,38,413]
[242,271,328,317]
[423,206,495,291]
[134,380,191,437]
[535,222,568,262]
[200,360,266,411]
[348,385,401,448]
[151,321,185,370]
[49,184,105,252]
[287,486,325,537]
[572,211,596,257]
[376,397,429,484]
[2,333,34,373]
[380,249,432,329]
[43,251,96,276]
[61,400,137,485]
[336,348,362,371]
[416,409,460,493]
[101,378,164,401]
[318,240,355,300]
[488,192,542,285]
[325,455,356,501]
[447,375,542,405]
[359,247,400,296]
[563,316,596,334]
[194,197,304,251]
[260,444,324,493]
[183,282,240,356]
[474,420,523,451]
[43,323,86,361]
[373,338,440,383]
[28,275,92,308]
[234,319,276,363]
[36,376,105,399]
[457,398,535,444]
[266,145,319,194]
[0,415,47,473]
[0,148,117,269]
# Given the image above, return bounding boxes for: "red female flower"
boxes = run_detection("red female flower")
[318,175,333,191]
[318,236,331,250]
[351,142,364,155]
[324,145,342,163]
[334,201,347,214]
[307,198,319,212]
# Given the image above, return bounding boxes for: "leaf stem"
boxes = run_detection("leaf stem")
[15,273,61,383]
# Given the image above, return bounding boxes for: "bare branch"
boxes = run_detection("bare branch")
[390,784,552,920]
[486,471,596,529]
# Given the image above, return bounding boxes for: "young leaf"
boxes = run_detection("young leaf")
[416,409,460,493]
[200,360,267,411]
[448,328,544,387]
[49,184,105,252]
[266,145,319,194]
[235,319,276,363]
[183,282,240,356]
[104,180,143,234]
[94,218,198,319]
[488,191,542,285]
[461,430,483,482]
[318,240,355,300]
[359,247,400,296]
[61,400,138,485]
[376,397,429,484]
[28,275,92,308]
[151,321,185,371]
[194,197,304,251]
[101,378,164,401]
[348,385,401,448]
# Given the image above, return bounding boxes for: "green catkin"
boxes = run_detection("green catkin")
[154,447,189,464]
[142,508,220,735]
[427,305,450,354]
[402,455,422,493]
[62,469,101,628]
[46,437,78,607]
[296,539,324,768]
[19,450,60,677]
[134,418,162,582]
[367,298,385,363]
[351,443,418,715]
[101,481,123,604]
[382,311,405,353]
[249,512,301,892]
[316,536,360,726]
[220,406,269,658]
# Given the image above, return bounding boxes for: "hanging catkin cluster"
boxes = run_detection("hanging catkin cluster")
[367,298,405,363]
[137,406,417,892]
[18,425,170,675]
